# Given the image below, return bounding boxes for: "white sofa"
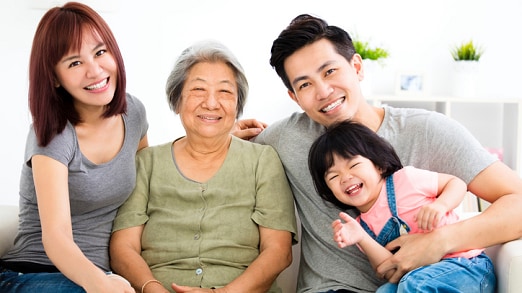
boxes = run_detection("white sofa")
[1,204,522,293]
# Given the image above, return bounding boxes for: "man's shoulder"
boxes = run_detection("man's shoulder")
[267,112,323,134]
[255,112,323,146]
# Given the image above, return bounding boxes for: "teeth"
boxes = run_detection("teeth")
[346,183,362,194]
[86,79,107,90]
[200,115,219,120]
[322,98,343,112]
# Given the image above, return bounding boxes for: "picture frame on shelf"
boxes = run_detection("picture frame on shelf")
[395,72,425,95]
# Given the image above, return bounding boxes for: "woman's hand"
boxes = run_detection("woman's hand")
[85,273,134,293]
[171,283,223,293]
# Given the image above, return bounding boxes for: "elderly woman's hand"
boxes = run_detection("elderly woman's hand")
[171,283,226,293]
[231,119,267,140]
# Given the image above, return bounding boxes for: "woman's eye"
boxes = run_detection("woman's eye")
[68,61,81,68]
[96,49,107,57]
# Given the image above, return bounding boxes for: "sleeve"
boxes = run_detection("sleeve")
[251,145,298,244]
[24,124,76,168]
[126,93,149,140]
[424,112,497,184]
[399,166,438,199]
[251,117,287,147]
[112,148,152,232]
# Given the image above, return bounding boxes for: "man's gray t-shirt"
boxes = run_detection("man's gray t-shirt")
[2,93,148,271]
[253,106,496,293]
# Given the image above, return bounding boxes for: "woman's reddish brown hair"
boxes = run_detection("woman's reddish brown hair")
[29,2,126,146]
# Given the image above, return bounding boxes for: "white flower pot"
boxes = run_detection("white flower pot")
[361,59,379,96]
[452,61,479,98]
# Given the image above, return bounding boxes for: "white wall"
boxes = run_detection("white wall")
[1,0,521,205]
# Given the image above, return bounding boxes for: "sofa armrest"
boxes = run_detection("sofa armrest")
[486,238,522,293]
[0,205,19,257]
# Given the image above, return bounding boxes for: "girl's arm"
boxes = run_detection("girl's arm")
[334,212,393,275]
[415,173,467,231]
[32,155,132,293]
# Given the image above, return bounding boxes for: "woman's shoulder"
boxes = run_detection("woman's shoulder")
[136,141,172,158]
[231,136,282,159]
[125,93,146,113]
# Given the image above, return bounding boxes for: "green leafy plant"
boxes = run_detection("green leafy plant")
[353,39,389,61]
[451,40,484,61]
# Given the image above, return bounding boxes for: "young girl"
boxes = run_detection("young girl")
[308,120,496,292]
[0,2,147,292]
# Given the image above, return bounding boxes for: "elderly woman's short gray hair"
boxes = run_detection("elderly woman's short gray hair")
[165,40,249,118]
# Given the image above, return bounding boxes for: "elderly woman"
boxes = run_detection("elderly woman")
[109,40,297,293]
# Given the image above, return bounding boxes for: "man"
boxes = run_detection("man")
[237,14,522,292]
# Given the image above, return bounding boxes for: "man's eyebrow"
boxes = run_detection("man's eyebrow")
[291,60,335,87]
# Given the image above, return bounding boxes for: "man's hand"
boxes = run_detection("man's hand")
[376,231,447,283]
[231,119,267,140]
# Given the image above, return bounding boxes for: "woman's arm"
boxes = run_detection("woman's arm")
[138,135,149,151]
[377,161,522,283]
[223,227,292,292]
[110,225,169,293]
[33,155,132,293]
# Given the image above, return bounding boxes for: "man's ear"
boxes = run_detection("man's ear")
[352,53,365,81]
[288,89,300,106]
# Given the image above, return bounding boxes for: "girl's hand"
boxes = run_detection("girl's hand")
[415,202,447,231]
[332,212,365,248]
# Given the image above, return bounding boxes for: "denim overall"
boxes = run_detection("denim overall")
[359,176,410,247]
[367,177,497,293]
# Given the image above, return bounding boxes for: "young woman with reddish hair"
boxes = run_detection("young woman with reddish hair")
[0,2,148,292]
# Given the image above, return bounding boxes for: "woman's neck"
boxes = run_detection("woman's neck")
[173,134,232,182]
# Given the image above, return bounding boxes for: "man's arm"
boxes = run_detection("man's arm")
[377,161,522,283]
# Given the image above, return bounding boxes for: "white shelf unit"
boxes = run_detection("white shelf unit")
[368,95,522,177]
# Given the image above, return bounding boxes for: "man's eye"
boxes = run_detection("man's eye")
[325,68,335,76]
[298,82,310,90]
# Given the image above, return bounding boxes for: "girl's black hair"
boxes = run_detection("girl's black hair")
[308,120,403,210]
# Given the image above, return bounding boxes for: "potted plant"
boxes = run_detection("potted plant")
[450,40,484,98]
[353,38,389,95]
[353,39,389,63]
[450,40,483,61]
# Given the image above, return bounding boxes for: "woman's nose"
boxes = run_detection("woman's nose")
[203,92,219,109]
[85,61,103,78]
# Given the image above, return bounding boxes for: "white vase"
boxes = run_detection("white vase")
[361,59,379,96]
[452,61,479,98]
